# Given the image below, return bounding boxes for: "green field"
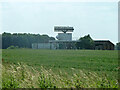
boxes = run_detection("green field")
[2,49,118,88]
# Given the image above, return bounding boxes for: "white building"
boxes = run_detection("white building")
[32,26,79,49]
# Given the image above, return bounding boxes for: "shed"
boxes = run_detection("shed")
[94,40,114,50]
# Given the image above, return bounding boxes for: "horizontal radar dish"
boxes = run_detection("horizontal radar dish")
[54,26,74,33]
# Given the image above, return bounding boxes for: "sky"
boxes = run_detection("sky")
[0,0,118,44]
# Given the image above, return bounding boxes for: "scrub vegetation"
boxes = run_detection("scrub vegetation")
[2,49,118,88]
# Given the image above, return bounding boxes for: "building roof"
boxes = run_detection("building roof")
[49,40,80,43]
[54,26,74,33]
[94,40,114,45]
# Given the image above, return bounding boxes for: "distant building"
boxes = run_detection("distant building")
[32,26,78,49]
[49,40,78,49]
[32,43,50,49]
[115,42,120,50]
[32,26,115,50]
[94,40,114,50]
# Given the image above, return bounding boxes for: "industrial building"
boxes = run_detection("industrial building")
[32,26,114,50]
[32,26,79,49]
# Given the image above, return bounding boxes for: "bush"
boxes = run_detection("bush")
[7,46,19,49]
[2,75,19,88]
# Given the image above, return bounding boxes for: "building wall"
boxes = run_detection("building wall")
[32,43,38,49]
[94,41,114,50]
[50,42,59,49]
[38,43,50,49]
[57,33,72,41]
[32,43,50,49]
[32,41,114,50]
[32,41,76,49]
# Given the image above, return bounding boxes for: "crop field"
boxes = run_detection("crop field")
[2,49,118,88]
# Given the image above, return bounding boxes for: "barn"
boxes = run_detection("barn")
[94,40,114,50]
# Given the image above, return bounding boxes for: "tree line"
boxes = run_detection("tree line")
[1,32,95,49]
[1,32,120,50]
[2,32,55,49]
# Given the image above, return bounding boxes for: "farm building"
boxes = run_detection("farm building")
[32,26,78,49]
[94,40,114,50]
[32,26,115,50]
[32,43,51,49]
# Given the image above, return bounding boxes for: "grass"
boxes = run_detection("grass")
[2,49,119,88]
[2,62,118,88]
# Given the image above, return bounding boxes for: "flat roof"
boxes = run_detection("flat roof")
[54,26,74,33]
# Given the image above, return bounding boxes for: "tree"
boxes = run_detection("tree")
[116,42,120,50]
[76,34,95,49]
[2,32,55,49]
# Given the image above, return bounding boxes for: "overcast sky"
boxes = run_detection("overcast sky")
[0,1,118,44]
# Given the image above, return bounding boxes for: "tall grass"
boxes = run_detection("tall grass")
[0,49,2,89]
[2,62,118,88]
[2,49,118,80]
[0,63,2,89]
